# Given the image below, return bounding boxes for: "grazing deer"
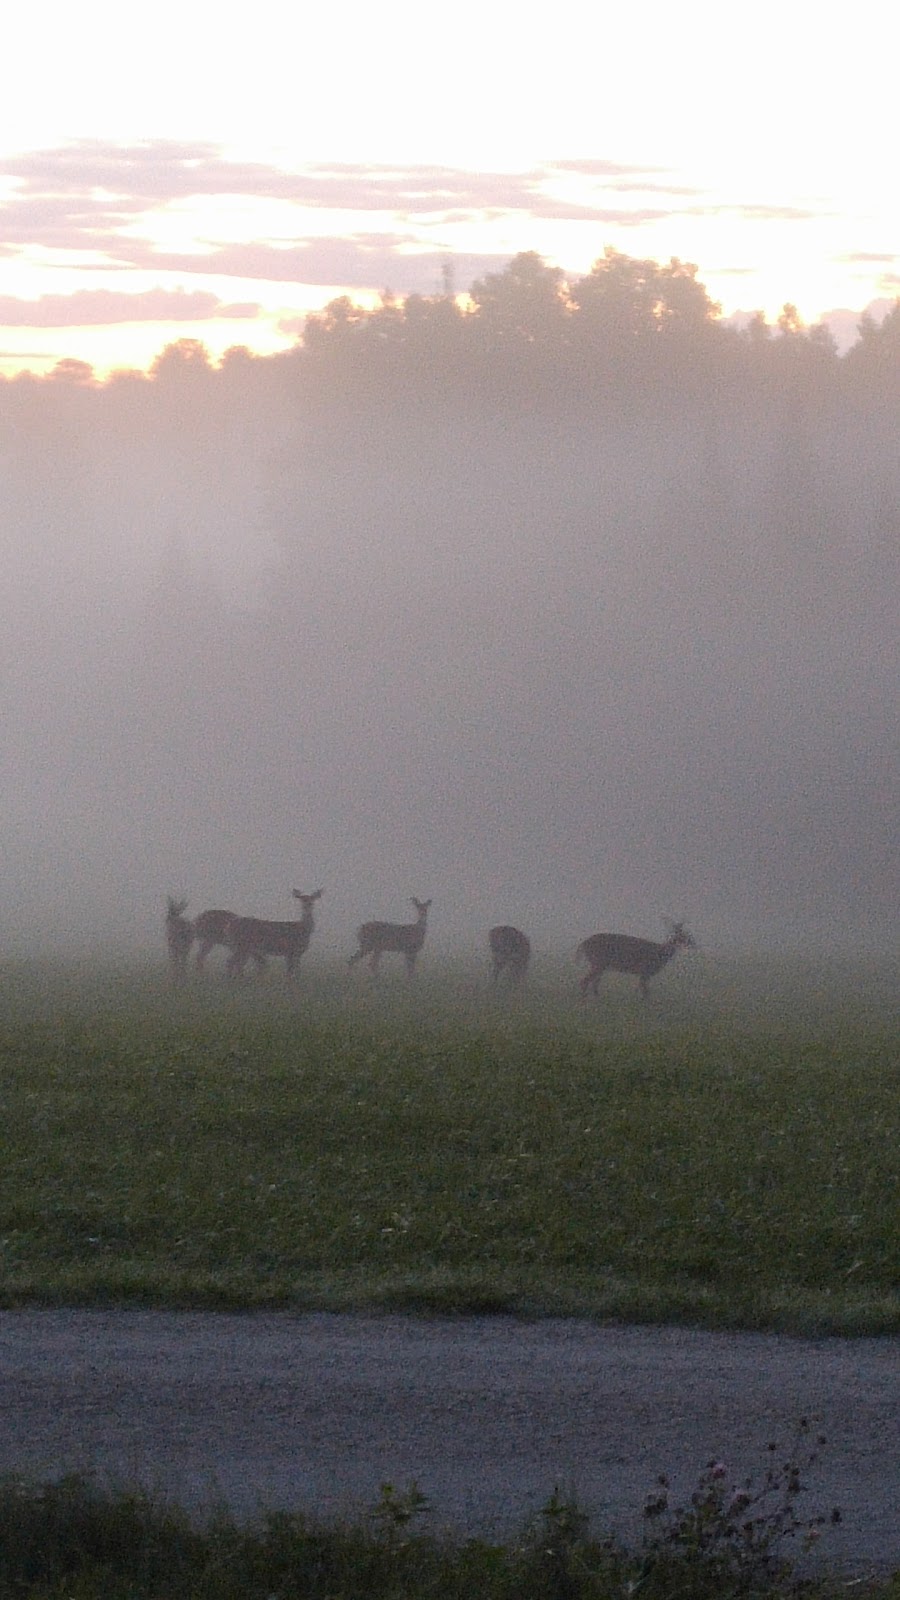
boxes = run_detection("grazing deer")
[577,920,696,998]
[348,897,431,976]
[225,888,324,979]
[165,896,194,980]
[192,909,271,974]
[489,924,531,984]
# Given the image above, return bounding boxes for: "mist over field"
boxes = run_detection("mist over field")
[1,253,898,960]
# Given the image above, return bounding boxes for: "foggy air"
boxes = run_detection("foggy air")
[2,253,898,961]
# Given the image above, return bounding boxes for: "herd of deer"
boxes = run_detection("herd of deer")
[165,893,696,997]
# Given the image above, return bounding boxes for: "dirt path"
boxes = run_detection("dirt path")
[0,1311,896,1574]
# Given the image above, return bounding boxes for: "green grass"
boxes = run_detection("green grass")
[0,954,897,1331]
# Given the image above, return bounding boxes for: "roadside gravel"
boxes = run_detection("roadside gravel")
[0,1311,896,1574]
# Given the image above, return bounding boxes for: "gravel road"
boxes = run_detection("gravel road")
[0,1311,896,1574]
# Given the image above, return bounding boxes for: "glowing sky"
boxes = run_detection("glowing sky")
[2,0,897,376]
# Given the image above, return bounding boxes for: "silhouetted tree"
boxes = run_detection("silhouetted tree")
[569,247,720,340]
[468,251,568,343]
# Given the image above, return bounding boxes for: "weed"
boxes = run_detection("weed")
[368,1479,432,1548]
[635,1420,842,1597]
[517,1489,617,1600]
[0,1446,875,1600]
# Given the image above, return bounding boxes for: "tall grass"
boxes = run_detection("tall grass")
[0,1429,885,1600]
[0,954,896,1331]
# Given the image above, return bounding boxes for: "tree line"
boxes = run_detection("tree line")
[1,249,897,953]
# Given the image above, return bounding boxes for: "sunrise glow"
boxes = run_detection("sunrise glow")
[1,0,897,378]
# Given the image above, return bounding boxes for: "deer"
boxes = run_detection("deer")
[348,897,431,976]
[193,909,242,971]
[165,896,194,980]
[489,924,531,984]
[577,920,696,999]
[193,908,273,973]
[225,888,324,979]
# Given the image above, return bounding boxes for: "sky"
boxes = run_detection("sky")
[1,0,898,377]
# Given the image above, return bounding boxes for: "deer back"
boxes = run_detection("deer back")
[490,924,529,956]
[228,916,307,957]
[357,898,430,953]
[193,909,238,945]
[579,932,670,976]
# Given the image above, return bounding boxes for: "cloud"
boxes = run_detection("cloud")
[107,234,419,282]
[550,158,667,177]
[1,145,688,284]
[0,288,258,328]
[701,202,827,222]
[0,140,829,283]
[605,180,705,198]
[506,200,673,225]
[834,251,898,265]
[2,141,284,203]
[3,144,557,214]
[0,141,708,238]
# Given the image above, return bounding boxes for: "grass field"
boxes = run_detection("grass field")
[0,952,896,1332]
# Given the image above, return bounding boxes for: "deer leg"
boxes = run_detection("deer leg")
[583,966,606,998]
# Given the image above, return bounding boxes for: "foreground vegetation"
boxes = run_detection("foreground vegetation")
[0,954,896,1332]
[0,1424,892,1600]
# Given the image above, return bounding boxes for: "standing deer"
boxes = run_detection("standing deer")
[165,896,194,980]
[577,920,696,998]
[225,888,324,979]
[489,924,531,984]
[348,897,431,976]
[193,909,241,971]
